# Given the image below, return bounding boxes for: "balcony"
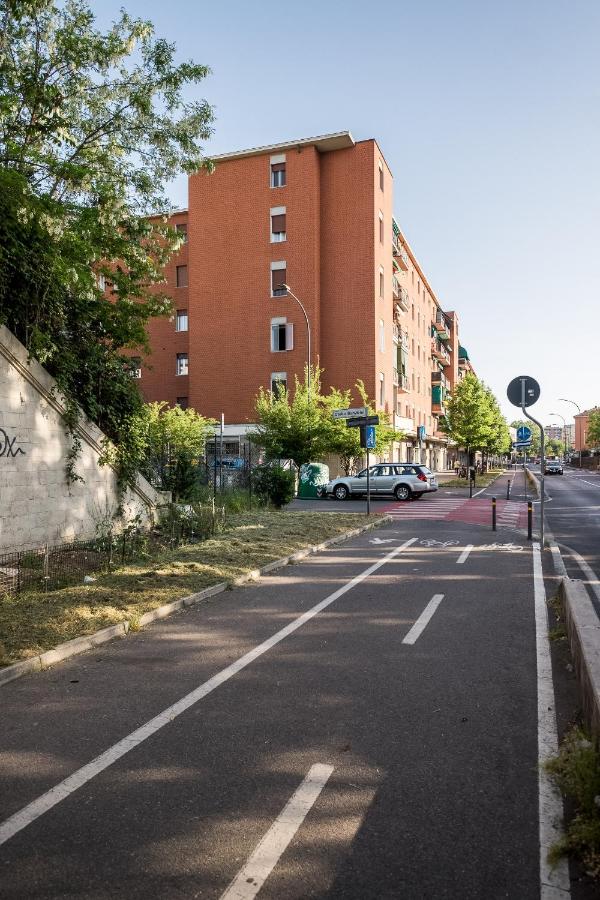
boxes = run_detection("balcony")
[393,279,410,313]
[431,370,449,390]
[392,235,409,270]
[397,371,410,392]
[431,384,447,414]
[432,309,450,341]
[431,338,451,366]
[394,414,415,433]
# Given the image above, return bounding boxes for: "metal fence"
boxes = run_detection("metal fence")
[0,503,226,596]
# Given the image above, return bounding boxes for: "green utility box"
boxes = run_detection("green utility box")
[298,463,330,498]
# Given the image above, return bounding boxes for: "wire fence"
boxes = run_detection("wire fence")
[0,503,226,597]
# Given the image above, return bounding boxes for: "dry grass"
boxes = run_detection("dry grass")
[439,469,504,490]
[0,511,376,667]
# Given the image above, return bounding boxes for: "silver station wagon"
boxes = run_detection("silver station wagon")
[321,463,438,501]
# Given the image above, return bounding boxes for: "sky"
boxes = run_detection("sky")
[95,0,600,429]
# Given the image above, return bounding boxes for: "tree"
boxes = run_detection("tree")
[481,385,511,464]
[442,373,496,465]
[250,368,402,474]
[587,408,600,448]
[0,0,213,484]
[546,439,565,457]
[138,402,215,500]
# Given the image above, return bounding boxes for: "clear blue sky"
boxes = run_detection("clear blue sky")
[97,0,600,429]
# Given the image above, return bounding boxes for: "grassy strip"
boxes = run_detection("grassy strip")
[545,725,600,879]
[438,469,504,490]
[0,511,376,667]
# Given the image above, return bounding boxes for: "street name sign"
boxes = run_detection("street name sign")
[507,376,541,408]
[346,415,380,428]
[516,425,532,441]
[332,407,369,420]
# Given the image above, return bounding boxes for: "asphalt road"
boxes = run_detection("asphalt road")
[0,517,556,899]
[530,465,600,610]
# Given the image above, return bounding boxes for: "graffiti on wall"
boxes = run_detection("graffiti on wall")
[0,427,25,458]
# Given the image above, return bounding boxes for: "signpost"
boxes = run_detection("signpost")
[333,407,377,515]
[507,375,545,545]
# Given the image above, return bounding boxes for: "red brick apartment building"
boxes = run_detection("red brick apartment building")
[135,132,475,471]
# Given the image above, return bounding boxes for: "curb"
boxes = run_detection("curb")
[524,466,541,498]
[0,515,392,688]
[559,577,600,738]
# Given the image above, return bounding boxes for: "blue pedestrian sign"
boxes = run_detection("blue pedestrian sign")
[365,425,376,449]
[516,425,532,441]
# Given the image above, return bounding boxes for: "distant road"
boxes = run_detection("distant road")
[532,465,600,610]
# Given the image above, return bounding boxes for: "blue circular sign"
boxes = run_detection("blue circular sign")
[517,425,532,441]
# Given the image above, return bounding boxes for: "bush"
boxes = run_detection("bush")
[251,465,295,508]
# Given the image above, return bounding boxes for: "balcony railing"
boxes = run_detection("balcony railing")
[431,370,449,389]
[431,338,451,365]
[397,372,409,392]
[394,413,414,433]
[392,236,409,270]
[393,281,410,312]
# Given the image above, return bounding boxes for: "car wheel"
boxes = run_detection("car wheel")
[394,484,411,501]
[334,484,349,501]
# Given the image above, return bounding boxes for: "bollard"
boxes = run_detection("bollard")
[527,501,533,540]
[492,497,497,531]
[506,478,511,500]
[469,478,473,499]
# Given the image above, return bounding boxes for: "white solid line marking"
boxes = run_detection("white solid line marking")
[533,543,571,898]
[220,763,334,900]
[456,545,473,564]
[402,594,444,645]
[0,538,417,848]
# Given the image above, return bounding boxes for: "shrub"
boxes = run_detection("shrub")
[251,465,295,508]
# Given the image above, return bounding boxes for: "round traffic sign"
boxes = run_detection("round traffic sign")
[516,425,532,441]
[507,376,540,408]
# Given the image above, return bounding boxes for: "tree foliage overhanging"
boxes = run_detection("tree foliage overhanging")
[442,373,511,461]
[0,0,213,484]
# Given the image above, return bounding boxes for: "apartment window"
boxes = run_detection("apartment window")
[378,211,384,244]
[412,338,415,355]
[418,279,421,294]
[175,310,188,332]
[96,273,106,292]
[271,318,294,352]
[417,375,421,393]
[379,267,384,299]
[271,372,287,396]
[270,207,287,242]
[176,265,188,287]
[176,223,188,243]
[379,319,385,353]
[270,154,286,188]
[412,373,415,390]
[417,345,420,361]
[271,261,287,296]
[379,372,385,407]
[176,396,189,409]
[378,161,384,191]
[176,353,188,376]
[411,303,415,320]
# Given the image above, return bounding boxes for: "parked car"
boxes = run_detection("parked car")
[544,461,563,475]
[321,464,438,501]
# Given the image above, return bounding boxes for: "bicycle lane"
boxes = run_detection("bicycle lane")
[0,518,565,899]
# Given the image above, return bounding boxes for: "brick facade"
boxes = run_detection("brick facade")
[134,132,473,470]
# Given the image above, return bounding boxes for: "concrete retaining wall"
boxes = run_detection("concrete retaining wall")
[0,325,168,552]
[559,578,600,738]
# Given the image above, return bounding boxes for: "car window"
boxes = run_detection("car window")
[395,465,417,475]
[356,467,378,478]
[378,465,393,476]
[418,466,432,475]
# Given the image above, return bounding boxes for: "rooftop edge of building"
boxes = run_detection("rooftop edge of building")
[208,130,356,163]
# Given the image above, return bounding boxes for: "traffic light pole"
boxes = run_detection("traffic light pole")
[521,379,545,547]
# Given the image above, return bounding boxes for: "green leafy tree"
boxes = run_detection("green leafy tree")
[481,385,511,464]
[0,0,213,484]
[251,465,295,509]
[251,368,402,475]
[138,402,216,500]
[586,408,600,448]
[442,373,496,466]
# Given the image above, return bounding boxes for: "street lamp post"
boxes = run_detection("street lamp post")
[548,412,568,462]
[558,398,582,468]
[282,284,311,402]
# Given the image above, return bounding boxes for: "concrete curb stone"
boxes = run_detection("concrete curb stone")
[0,515,392,688]
[560,577,600,738]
